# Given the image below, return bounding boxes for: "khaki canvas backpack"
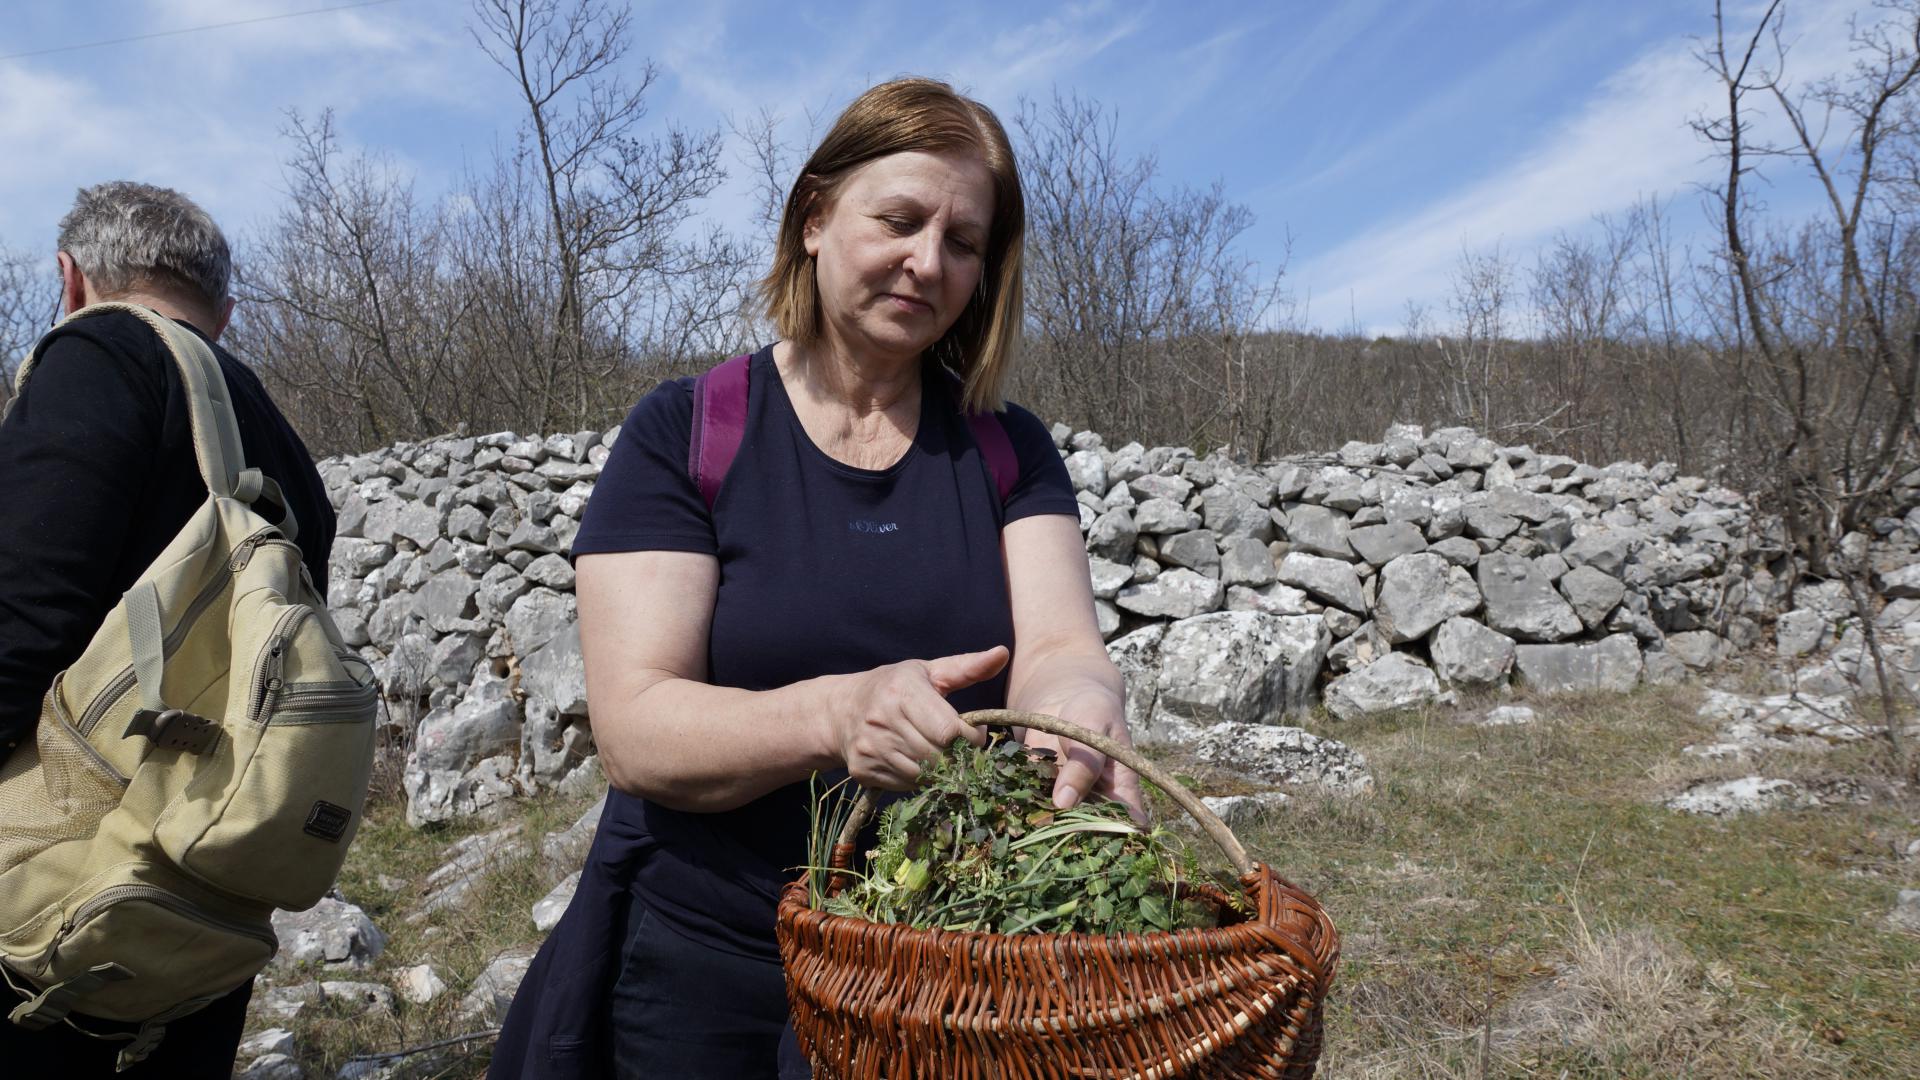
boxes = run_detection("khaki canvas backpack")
[0,303,377,1069]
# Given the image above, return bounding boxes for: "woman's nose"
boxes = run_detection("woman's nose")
[904,228,943,281]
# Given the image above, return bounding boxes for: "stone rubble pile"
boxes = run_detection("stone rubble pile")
[1062,422,1920,743]
[314,421,1920,825]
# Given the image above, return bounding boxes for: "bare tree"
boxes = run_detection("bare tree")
[469,0,746,431]
[0,243,53,410]
[1015,91,1286,452]
[1696,0,1920,762]
[232,110,461,454]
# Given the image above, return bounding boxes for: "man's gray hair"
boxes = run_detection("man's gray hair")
[57,181,231,309]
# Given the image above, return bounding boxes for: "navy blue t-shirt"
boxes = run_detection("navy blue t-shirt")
[570,345,1076,960]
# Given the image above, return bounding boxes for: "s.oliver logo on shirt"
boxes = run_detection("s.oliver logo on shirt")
[848,519,900,535]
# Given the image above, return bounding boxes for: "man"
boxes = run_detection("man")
[0,182,336,1076]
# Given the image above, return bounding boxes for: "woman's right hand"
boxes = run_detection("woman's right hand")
[829,646,1009,790]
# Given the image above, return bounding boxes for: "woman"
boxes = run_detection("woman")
[491,77,1138,1079]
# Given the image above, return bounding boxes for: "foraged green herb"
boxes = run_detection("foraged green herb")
[808,735,1223,935]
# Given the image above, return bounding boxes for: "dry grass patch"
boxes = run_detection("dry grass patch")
[1144,683,1920,1078]
[261,787,600,1078]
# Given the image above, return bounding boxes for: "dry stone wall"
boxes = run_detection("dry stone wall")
[317,421,1920,825]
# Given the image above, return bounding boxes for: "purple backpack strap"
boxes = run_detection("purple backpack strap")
[965,409,1017,506]
[688,354,752,512]
[692,353,1014,510]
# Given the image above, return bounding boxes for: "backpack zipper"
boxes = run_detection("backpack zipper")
[245,609,310,724]
[75,529,283,739]
[51,693,129,787]
[63,884,276,952]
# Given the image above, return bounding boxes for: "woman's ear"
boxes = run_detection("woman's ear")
[800,192,826,258]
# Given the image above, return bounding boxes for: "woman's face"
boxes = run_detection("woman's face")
[803,149,995,367]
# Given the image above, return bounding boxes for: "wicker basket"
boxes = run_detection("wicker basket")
[776,709,1340,1079]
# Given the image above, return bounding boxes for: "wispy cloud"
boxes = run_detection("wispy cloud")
[1292,0,1879,333]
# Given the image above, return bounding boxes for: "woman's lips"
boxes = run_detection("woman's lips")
[886,293,931,313]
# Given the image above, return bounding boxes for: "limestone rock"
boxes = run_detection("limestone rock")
[1324,653,1441,720]
[1219,536,1277,586]
[1201,791,1292,828]
[1665,630,1727,669]
[1086,508,1139,562]
[1479,705,1537,726]
[1106,624,1168,740]
[1115,568,1223,619]
[533,871,581,932]
[1886,889,1920,933]
[1663,776,1814,816]
[1478,553,1583,642]
[1225,581,1312,616]
[1159,531,1222,577]
[1558,565,1625,630]
[270,897,387,972]
[1190,722,1373,794]
[1276,551,1365,613]
[1374,553,1481,643]
[1775,610,1831,658]
[1283,504,1354,559]
[237,1053,304,1080]
[1134,498,1201,535]
[458,945,540,1024]
[410,674,521,773]
[1087,557,1135,600]
[397,963,448,1005]
[1429,616,1516,687]
[1153,612,1330,731]
[1348,522,1427,566]
[1513,633,1643,694]
[506,587,576,655]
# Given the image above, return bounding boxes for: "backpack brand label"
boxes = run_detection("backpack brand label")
[303,800,352,843]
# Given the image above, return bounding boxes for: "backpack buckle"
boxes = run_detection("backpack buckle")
[124,709,219,754]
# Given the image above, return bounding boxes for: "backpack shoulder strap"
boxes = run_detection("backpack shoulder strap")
[20,303,300,540]
[945,368,1016,506]
[964,409,1017,506]
[688,353,752,513]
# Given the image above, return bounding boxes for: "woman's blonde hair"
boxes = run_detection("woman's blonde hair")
[761,77,1025,413]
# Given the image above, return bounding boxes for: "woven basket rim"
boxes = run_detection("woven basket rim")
[776,861,1336,963]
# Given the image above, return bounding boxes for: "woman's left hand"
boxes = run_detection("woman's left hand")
[1017,692,1146,825]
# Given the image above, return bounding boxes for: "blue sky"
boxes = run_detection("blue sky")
[0,0,1885,334]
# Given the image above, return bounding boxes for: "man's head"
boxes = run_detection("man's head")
[56,181,234,338]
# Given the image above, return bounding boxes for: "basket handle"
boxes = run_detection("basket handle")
[830,708,1255,878]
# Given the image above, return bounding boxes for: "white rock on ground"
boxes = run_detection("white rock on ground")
[1479,705,1538,727]
[1663,776,1816,816]
[1191,722,1373,794]
[533,871,581,931]
[1885,890,1920,933]
[270,897,387,973]
[1201,791,1292,828]
[236,1053,305,1080]
[239,1028,297,1059]
[396,963,448,1005]
[458,945,540,1024]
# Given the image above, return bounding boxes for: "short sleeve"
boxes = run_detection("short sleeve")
[996,401,1078,525]
[572,377,716,558]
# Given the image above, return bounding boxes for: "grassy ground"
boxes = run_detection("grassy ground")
[260,683,1919,1078]
[1190,684,1920,1079]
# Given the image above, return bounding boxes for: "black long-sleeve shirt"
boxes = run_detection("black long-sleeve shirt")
[0,308,335,755]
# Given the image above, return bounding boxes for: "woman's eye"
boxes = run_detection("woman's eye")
[881,216,915,234]
[948,236,979,256]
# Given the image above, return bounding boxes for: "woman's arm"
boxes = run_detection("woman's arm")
[577,549,1006,813]
[1002,513,1145,820]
